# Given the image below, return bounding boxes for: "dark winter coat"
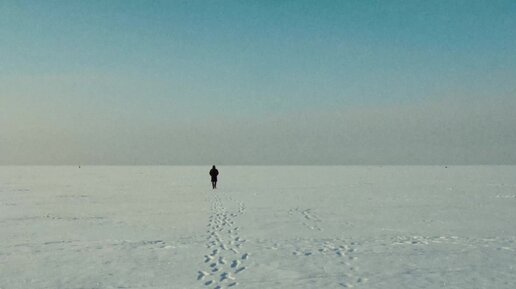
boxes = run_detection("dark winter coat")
[210,168,219,181]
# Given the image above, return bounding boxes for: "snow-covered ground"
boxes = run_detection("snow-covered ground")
[1,166,515,289]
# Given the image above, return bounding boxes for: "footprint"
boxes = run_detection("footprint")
[231,260,240,268]
[197,271,209,280]
[220,272,236,281]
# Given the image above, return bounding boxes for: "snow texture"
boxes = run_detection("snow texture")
[1,166,515,288]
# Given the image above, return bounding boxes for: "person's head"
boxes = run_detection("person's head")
[212,165,216,169]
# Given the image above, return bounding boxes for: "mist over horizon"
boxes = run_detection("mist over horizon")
[2,97,515,166]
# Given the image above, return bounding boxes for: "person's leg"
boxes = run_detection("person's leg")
[214,181,217,189]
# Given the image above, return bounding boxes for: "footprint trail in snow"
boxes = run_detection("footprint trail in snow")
[287,207,368,288]
[199,191,248,288]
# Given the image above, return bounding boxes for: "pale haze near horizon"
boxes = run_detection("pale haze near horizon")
[1,1,515,165]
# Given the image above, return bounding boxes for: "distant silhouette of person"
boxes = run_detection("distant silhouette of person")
[209,165,219,189]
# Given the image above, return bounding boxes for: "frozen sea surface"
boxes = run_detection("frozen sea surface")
[1,166,515,289]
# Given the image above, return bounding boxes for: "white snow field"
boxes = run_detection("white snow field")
[1,166,515,289]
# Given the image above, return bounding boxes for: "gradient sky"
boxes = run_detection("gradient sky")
[1,0,515,165]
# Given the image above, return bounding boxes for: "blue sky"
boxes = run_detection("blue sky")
[1,0,515,164]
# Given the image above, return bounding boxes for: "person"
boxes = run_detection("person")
[209,165,219,189]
